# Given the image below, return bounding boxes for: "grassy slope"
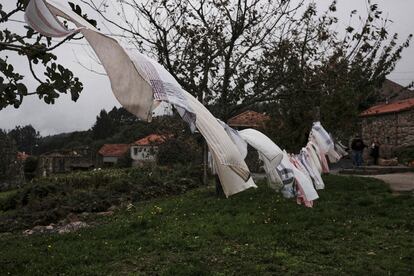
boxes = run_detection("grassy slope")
[0,175,413,275]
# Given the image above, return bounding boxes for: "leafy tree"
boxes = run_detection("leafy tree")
[116,153,132,168]
[107,106,140,125]
[153,114,202,166]
[261,2,412,151]
[0,130,19,182]
[23,155,38,180]
[0,1,96,110]
[91,109,117,140]
[83,0,306,119]
[8,124,40,154]
[85,0,412,151]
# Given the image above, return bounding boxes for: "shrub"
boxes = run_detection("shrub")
[0,164,202,232]
[157,137,201,166]
[24,156,38,181]
[395,146,414,164]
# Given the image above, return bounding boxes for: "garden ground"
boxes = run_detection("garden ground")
[0,175,413,275]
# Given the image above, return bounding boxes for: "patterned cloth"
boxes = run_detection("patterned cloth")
[127,51,196,131]
[311,122,334,153]
[276,164,295,186]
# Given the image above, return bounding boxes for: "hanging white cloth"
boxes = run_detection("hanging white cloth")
[25,0,255,197]
[217,120,248,159]
[238,129,285,191]
[258,152,283,190]
[306,141,322,174]
[187,92,258,197]
[288,157,319,202]
[26,0,156,120]
[238,129,283,168]
[299,149,325,190]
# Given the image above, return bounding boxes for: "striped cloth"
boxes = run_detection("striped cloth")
[311,122,334,154]
[127,51,196,131]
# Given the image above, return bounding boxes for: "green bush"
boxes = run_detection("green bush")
[395,146,414,164]
[23,156,38,181]
[157,137,201,166]
[0,164,202,232]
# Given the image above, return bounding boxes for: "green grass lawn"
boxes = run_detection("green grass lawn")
[0,175,413,275]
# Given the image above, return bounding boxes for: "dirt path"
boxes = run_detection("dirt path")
[363,173,414,193]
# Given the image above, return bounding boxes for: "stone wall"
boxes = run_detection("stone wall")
[397,109,414,148]
[361,109,414,160]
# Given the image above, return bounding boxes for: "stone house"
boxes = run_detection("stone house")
[97,144,130,167]
[360,98,414,159]
[130,134,170,167]
[38,147,94,175]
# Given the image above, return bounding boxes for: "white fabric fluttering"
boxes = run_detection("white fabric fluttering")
[182,91,256,196]
[25,0,255,197]
[221,122,344,207]
[30,0,156,121]
[218,120,248,159]
[237,129,284,191]
[238,129,283,168]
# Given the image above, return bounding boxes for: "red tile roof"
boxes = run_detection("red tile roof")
[133,134,171,146]
[360,98,414,117]
[98,144,130,157]
[227,110,270,128]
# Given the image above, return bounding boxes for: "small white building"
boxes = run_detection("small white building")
[130,134,170,166]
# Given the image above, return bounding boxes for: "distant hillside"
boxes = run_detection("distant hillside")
[36,107,157,154]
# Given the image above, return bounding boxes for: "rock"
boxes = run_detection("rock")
[58,229,68,234]
[32,225,45,233]
[79,212,90,218]
[58,221,88,234]
[23,229,34,236]
[66,213,80,223]
[378,158,398,166]
[45,225,54,230]
[96,211,114,217]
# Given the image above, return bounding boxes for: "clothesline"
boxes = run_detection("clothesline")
[212,121,347,208]
[25,0,347,205]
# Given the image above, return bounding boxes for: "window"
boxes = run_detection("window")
[133,147,138,155]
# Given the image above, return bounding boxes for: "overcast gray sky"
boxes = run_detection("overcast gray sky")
[1,0,413,136]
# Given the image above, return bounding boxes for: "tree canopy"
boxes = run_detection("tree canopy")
[85,0,412,150]
[8,124,40,154]
[2,0,412,151]
[0,0,96,110]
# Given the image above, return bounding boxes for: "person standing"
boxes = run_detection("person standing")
[370,138,380,165]
[351,135,366,167]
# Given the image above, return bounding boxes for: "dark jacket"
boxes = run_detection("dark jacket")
[351,138,366,151]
